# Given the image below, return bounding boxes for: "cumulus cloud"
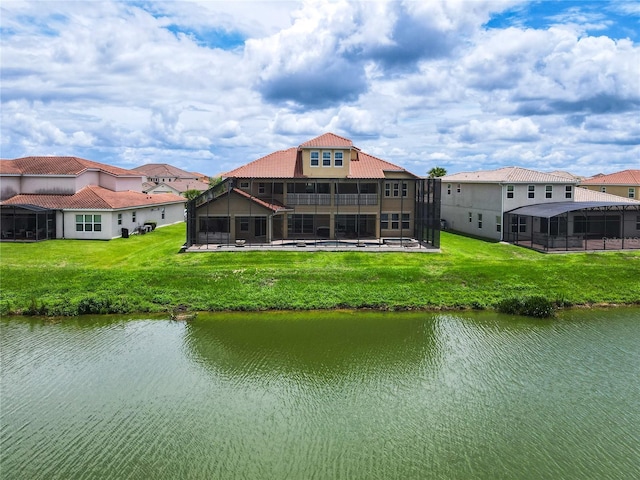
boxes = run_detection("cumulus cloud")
[454,118,541,143]
[1,0,638,177]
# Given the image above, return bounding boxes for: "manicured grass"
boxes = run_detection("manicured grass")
[1,222,639,316]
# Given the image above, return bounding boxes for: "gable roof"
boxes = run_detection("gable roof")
[442,166,577,184]
[131,163,198,179]
[580,169,640,186]
[0,185,184,210]
[147,179,211,193]
[222,134,416,179]
[299,132,356,148]
[0,156,139,177]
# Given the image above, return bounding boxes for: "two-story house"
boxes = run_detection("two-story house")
[1,156,186,241]
[186,133,441,248]
[133,163,211,197]
[578,169,640,200]
[441,167,640,251]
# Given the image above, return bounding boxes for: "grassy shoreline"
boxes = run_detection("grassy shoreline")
[1,223,639,317]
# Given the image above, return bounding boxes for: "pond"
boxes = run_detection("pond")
[1,308,639,479]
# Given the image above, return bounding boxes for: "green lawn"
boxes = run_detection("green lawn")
[1,222,639,316]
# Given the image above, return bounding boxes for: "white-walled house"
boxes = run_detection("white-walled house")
[1,156,185,241]
[441,167,640,251]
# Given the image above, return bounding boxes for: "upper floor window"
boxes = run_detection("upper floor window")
[565,185,573,199]
[600,186,607,193]
[545,185,553,199]
[447,184,451,195]
[258,183,265,194]
[310,151,319,167]
[528,185,535,199]
[507,185,514,198]
[76,214,102,232]
[456,184,461,193]
[384,182,408,197]
[240,181,249,189]
[334,151,343,167]
[629,187,636,199]
[322,151,331,167]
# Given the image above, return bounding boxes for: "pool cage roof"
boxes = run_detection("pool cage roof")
[507,201,640,218]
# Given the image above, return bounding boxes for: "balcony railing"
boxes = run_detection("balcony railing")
[285,193,379,206]
[335,194,378,205]
[287,193,331,205]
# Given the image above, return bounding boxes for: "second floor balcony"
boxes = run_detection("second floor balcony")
[285,193,378,206]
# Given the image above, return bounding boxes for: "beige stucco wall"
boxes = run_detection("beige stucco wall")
[300,149,351,178]
[581,185,638,199]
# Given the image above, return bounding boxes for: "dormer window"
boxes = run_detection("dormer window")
[334,151,343,167]
[322,151,331,167]
[310,151,319,167]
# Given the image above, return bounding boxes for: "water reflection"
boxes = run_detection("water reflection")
[183,311,440,385]
[1,309,639,480]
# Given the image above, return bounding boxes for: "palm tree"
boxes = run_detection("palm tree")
[428,166,447,178]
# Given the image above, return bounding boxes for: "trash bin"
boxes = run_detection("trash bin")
[121,228,129,238]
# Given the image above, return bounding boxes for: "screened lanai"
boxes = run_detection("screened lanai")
[0,204,56,241]
[504,201,640,252]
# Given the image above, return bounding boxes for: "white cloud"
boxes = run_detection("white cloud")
[1,0,638,177]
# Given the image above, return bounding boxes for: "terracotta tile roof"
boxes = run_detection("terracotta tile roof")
[299,132,355,148]
[0,156,139,176]
[232,188,290,212]
[161,179,211,193]
[223,148,301,178]
[1,185,184,210]
[442,167,577,184]
[575,187,640,203]
[223,134,415,180]
[131,163,198,179]
[349,152,417,179]
[580,169,640,186]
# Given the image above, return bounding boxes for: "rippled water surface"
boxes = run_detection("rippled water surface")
[2,309,639,479]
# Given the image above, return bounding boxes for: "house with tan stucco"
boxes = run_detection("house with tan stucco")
[578,169,640,200]
[186,133,441,248]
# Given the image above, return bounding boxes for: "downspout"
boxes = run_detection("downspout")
[500,183,505,242]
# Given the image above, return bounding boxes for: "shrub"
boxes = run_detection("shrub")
[496,296,555,318]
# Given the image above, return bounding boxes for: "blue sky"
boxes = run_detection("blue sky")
[1,0,638,177]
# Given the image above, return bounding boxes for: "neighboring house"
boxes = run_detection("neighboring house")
[578,169,640,200]
[131,163,198,183]
[441,166,640,251]
[146,179,211,196]
[134,163,210,197]
[1,156,185,241]
[186,133,441,247]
